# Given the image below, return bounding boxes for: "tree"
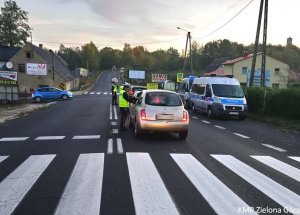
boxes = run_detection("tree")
[81,41,100,72]
[57,44,81,71]
[0,0,31,46]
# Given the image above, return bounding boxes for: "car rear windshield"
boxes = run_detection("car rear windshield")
[145,92,182,106]
[212,84,244,98]
[132,87,146,92]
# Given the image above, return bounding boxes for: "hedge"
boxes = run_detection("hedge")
[245,87,300,119]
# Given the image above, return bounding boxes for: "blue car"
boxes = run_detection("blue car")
[32,87,73,102]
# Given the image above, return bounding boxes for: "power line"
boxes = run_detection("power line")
[195,0,255,40]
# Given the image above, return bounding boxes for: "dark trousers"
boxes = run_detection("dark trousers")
[112,93,117,105]
[119,107,129,128]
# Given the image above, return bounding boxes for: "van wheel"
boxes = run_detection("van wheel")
[207,107,215,118]
[239,115,246,120]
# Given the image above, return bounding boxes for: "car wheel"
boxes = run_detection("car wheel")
[207,107,215,118]
[134,121,143,138]
[179,130,188,139]
[62,95,68,100]
[35,97,42,103]
[191,103,196,113]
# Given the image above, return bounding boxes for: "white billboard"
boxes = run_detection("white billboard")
[0,71,17,81]
[26,63,47,76]
[129,70,145,79]
[152,74,167,82]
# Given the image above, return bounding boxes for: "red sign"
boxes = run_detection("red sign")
[151,74,167,82]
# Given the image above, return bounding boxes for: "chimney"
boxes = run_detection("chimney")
[39,44,43,49]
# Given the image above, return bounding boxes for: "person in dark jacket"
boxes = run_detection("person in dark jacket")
[118,84,136,129]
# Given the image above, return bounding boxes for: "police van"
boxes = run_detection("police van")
[177,76,197,108]
[189,76,247,120]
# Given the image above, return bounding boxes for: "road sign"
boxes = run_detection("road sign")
[177,73,184,82]
[152,74,167,82]
[147,83,158,89]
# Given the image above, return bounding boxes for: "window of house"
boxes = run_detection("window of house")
[242,67,247,75]
[26,51,32,58]
[275,68,280,75]
[18,64,25,73]
[272,83,279,88]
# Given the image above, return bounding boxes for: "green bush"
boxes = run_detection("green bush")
[246,87,300,119]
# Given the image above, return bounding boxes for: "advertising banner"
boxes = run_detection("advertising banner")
[247,70,271,87]
[151,74,167,82]
[26,63,47,76]
[0,71,17,81]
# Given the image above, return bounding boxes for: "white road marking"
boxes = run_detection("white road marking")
[35,136,65,140]
[109,105,112,120]
[117,138,123,154]
[202,120,210,124]
[107,139,113,154]
[103,92,107,95]
[113,105,118,120]
[110,92,112,95]
[212,155,300,209]
[171,154,256,215]
[289,156,300,163]
[126,153,179,215]
[90,92,95,95]
[112,129,119,134]
[251,156,300,182]
[214,125,226,130]
[0,155,56,215]
[54,153,104,215]
[233,133,250,139]
[0,137,29,141]
[111,122,118,126]
[262,144,287,152]
[96,92,101,95]
[83,92,88,95]
[191,116,199,119]
[0,156,9,163]
[72,135,101,140]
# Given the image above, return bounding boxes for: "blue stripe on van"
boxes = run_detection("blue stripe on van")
[220,98,244,105]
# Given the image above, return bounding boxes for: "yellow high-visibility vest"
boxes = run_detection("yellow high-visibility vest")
[119,89,129,108]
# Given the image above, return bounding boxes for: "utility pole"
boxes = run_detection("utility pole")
[261,0,268,87]
[250,0,264,87]
[177,27,193,75]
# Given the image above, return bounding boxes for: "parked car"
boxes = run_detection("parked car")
[129,89,189,139]
[129,85,147,96]
[32,87,73,102]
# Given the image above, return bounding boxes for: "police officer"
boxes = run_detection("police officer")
[111,81,118,105]
[118,84,136,130]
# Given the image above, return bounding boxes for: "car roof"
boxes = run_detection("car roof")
[142,89,177,94]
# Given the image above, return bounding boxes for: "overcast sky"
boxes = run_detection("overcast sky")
[2,0,299,51]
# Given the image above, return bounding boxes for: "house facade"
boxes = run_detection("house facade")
[223,53,289,88]
[9,43,79,93]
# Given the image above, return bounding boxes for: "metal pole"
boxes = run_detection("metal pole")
[250,0,264,87]
[183,33,189,72]
[261,0,268,87]
[188,32,194,75]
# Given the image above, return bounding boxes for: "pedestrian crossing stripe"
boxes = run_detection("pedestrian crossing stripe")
[289,156,300,163]
[212,155,300,209]
[0,155,56,215]
[0,153,299,215]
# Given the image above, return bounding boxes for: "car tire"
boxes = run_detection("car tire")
[35,97,42,103]
[207,107,215,118]
[179,130,188,139]
[62,95,68,100]
[191,103,196,113]
[134,122,143,138]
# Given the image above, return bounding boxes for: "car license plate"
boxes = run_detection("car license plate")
[229,112,239,115]
[156,114,174,120]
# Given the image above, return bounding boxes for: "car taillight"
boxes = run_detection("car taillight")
[140,109,146,120]
[182,111,188,121]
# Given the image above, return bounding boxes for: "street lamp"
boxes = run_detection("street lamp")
[177,27,193,75]
[49,49,55,81]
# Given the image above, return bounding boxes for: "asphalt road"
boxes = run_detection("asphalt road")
[0,70,300,215]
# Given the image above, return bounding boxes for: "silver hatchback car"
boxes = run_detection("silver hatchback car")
[129,90,189,139]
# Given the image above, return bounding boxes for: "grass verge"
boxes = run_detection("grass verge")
[247,112,300,132]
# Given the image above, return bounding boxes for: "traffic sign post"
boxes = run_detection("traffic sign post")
[177,73,183,82]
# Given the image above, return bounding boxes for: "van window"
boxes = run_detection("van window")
[191,84,205,95]
[178,82,187,92]
[212,84,244,98]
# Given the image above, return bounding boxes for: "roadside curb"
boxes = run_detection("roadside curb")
[0,102,56,123]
